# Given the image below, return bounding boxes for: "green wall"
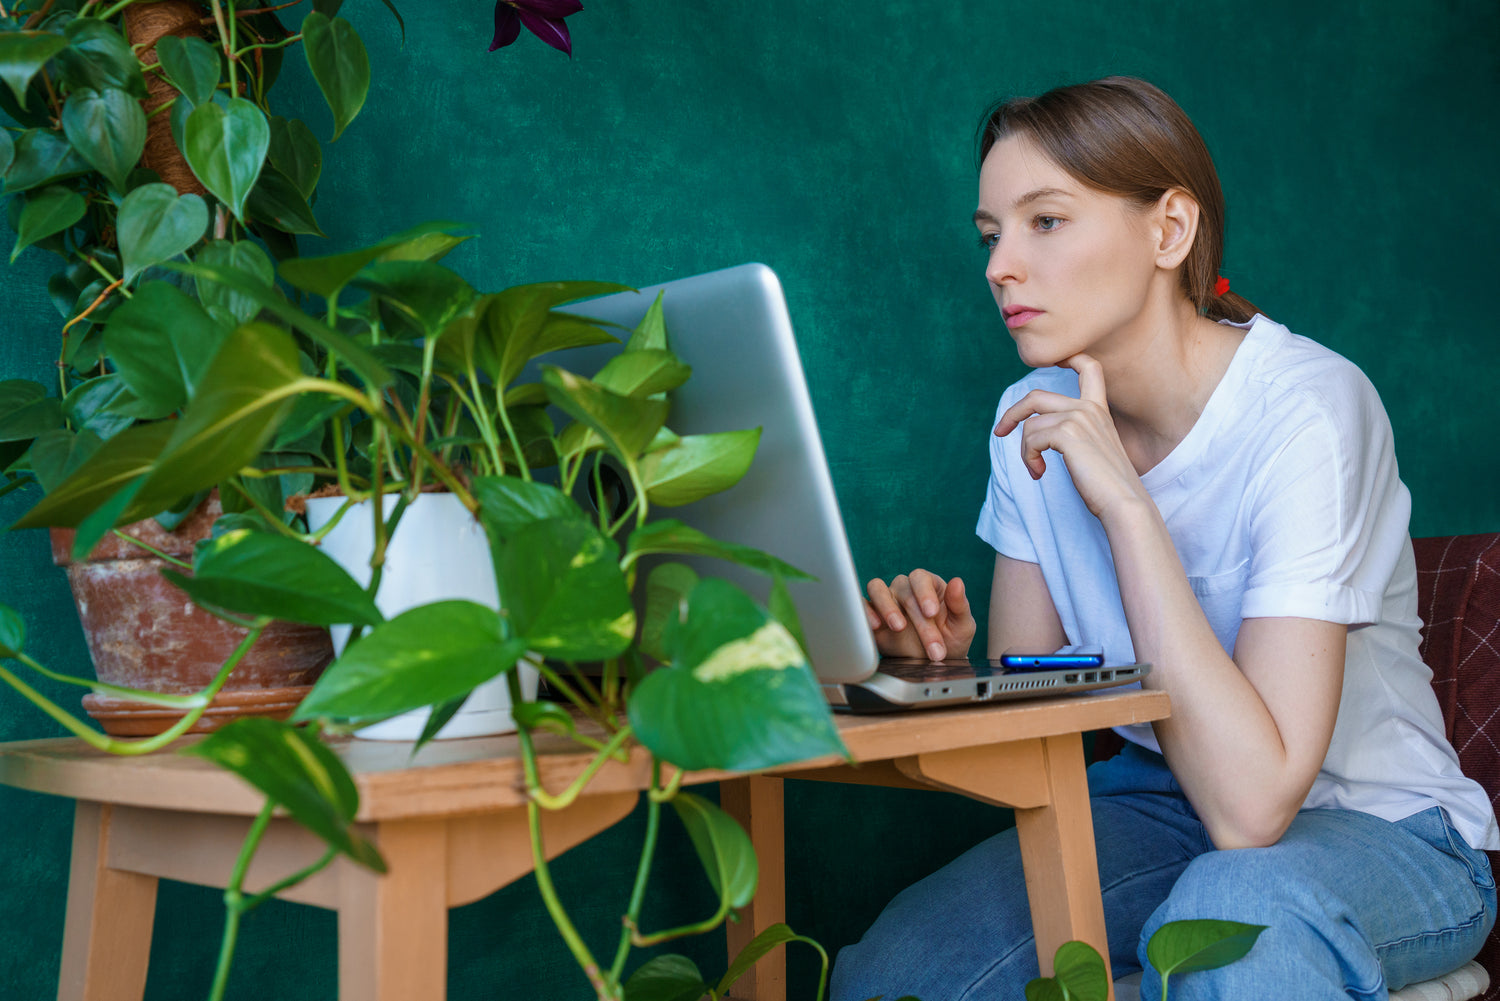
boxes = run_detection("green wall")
[2,1,1497,997]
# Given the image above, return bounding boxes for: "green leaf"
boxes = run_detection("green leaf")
[0,128,13,177]
[143,322,306,515]
[641,428,760,507]
[495,517,634,661]
[716,922,801,996]
[277,220,466,300]
[70,473,148,561]
[183,97,269,223]
[622,955,709,1001]
[267,114,322,200]
[183,718,385,872]
[154,35,219,106]
[471,475,582,544]
[544,367,667,463]
[592,348,691,398]
[1024,978,1067,1001]
[11,421,174,529]
[1147,919,1267,983]
[117,183,209,283]
[301,12,369,141]
[627,578,845,771]
[1049,941,1110,1001]
[768,573,810,658]
[484,282,631,388]
[62,374,136,438]
[103,281,230,417]
[293,601,527,720]
[626,520,812,580]
[61,87,146,192]
[15,184,89,263]
[624,290,669,352]
[27,428,102,492]
[355,259,475,338]
[245,165,325,237]
[672,792,758,908]
[0,604,25,658]
[163,528,382,627]
[0,379,63,442]
[4,128,92,194]
[55,20,146,97]
[511,699,576,739]
[194,241,276,324]
[641,561,697,662]
[0,31,67,109]
[175,260,392,390]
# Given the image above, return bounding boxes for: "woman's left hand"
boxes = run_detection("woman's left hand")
[992,353,1147,521]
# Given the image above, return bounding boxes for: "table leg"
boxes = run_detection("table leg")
[58,801,158,1001]
[338,818,449,1001]
[719,776,785,1001]
[1012,733,1113,999]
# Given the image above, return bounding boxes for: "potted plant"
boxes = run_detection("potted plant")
[0,0,397,731]
[0,3,853,998]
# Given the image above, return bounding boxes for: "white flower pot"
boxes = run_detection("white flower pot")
[304,492,539,740]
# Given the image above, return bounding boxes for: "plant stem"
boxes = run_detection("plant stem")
[224,479,304,539]
[22,0,55,28]
[207,796,275,1001]
[526,725,633,812]
[610,758,663,981]
[209,0,236,95]
[241,847,336,911]
[107,528,191,568]
[494,384,531,481]
[511,673,617,1000]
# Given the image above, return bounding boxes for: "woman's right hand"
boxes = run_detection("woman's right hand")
[864,570,976,661]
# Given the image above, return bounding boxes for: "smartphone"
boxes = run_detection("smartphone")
[999,645,1105,671]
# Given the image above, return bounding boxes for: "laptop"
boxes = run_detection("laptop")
[558,263,1149,712]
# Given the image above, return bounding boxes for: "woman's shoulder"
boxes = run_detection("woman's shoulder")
[1238,315,1386,416]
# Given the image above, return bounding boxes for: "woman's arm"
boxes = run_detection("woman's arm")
[986,553,1068,659]
[997,353,1346,849]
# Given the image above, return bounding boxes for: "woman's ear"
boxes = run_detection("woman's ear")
[1153,189,1200,270]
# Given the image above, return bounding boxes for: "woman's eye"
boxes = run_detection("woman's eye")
[977,232,1000,250]
[1035,215,1062,231]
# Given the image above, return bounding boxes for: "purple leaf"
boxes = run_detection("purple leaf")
[519,0,582,17]
[517,9,573,56]
[490,2,522,50]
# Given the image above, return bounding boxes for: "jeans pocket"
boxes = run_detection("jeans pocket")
[1436,807,1497,891]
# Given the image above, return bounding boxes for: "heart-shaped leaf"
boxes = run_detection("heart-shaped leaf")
[183,97,269,223]
[293,601,527,720]
[193,240,276,324]
[355,259,475,338]
[626,519,811,580]
[0,604,25,658]
[154,34,219,106]
[103,280,230,417]
[245,165,325,236]
[302,12,369,141]
[4,128,92,193]
[471,474,583,544]
[27,428,103,492]
[55,19,145,97]
[61,87,145,192]
[117,183,208,282]
[627,578,845,771]
[483,282,631,387]
[716,923,807,997]
[11,421,175,530]
[671,792,758,908]
[623,955,708,1001]
[640,561,698,662]
[267,114,322,199]
[641,428,760,507]
[277,220,466,300]
[0,379,63,442]
[0,32,67,108]
[544,367,667,463]
[1025,941,1110,1001]
[495,517,635,660]
[62,374,137,438]
[183,717,385,872]
[163,528,381,626]
[1147,919,1267,984]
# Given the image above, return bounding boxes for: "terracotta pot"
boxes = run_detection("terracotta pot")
[50,495,334,736]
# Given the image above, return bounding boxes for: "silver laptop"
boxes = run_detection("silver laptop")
[560,263,1148,712]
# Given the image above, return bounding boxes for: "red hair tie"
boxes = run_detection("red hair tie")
[1214,275,1231,297]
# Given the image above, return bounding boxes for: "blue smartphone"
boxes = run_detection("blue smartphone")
[999,645,1105,671]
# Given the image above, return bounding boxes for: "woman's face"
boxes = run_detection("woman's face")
[974,135,1162,368]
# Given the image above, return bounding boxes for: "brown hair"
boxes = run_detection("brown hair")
[977,76,1262,324]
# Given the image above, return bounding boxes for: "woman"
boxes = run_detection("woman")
[830,77,1498,1001]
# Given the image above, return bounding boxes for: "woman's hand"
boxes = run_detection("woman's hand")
[993,353,1147,521]
[864,570,976,661]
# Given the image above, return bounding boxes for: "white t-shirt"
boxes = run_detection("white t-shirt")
[975,313,1500,850]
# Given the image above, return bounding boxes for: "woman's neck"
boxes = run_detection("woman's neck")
[1094,288,1247,476]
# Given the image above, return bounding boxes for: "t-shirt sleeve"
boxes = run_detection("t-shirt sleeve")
[976,387,1039,563]
[1239,377,1410,626]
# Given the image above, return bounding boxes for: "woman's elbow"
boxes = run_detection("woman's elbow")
[1203,802,1299,850]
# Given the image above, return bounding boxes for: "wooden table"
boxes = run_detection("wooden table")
[0,687,1168,1001]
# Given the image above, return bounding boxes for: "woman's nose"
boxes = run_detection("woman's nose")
[985,235,1024,286]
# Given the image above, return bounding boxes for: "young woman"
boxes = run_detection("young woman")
[829,77,1498,1001]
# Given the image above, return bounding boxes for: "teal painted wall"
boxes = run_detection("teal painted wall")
[2,1,1497,997]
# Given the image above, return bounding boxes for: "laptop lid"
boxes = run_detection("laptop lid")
[560,263,881,684]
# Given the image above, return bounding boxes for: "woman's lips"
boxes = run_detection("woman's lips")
[1004,308,1043,329]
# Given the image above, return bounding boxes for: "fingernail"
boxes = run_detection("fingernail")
[923,600,938,617]
[927,642,945,661]
[889,613,905,630]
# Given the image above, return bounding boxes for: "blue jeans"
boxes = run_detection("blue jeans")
[830,744,1496,1001]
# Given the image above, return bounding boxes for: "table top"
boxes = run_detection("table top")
[0,688,1169,822]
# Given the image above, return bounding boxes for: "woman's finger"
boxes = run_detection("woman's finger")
[866,578,906,630]
[907,569,943,618]
[1064,353,1108,408]
[943,575,970,618]
[994,389,1083,437]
